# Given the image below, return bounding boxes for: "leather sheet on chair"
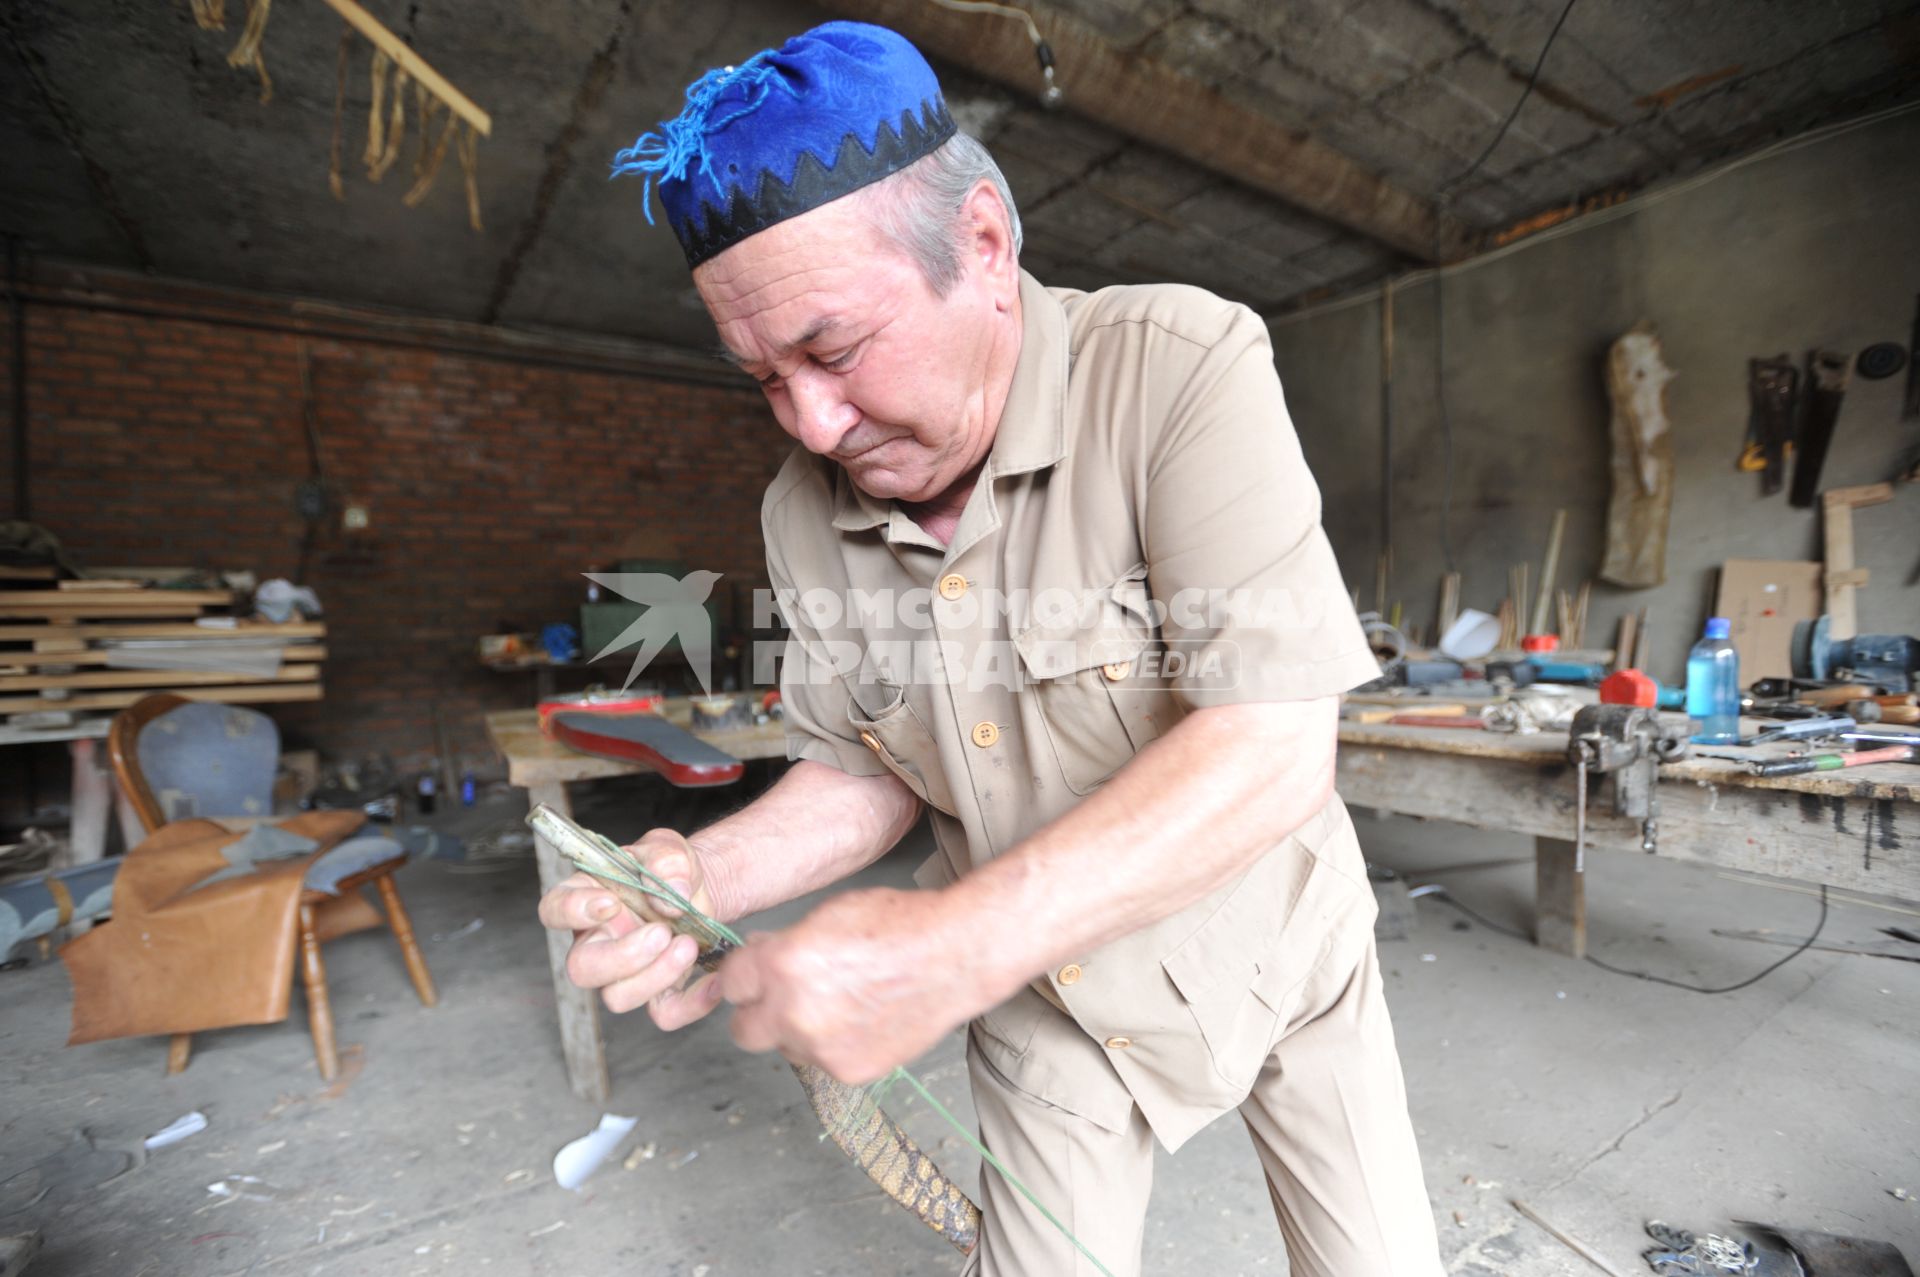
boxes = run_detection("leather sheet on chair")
[60,810,379,1044]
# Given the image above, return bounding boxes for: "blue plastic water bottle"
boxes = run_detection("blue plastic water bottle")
[1685,617,1740,744]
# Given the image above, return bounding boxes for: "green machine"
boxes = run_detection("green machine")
[579,558,719,662]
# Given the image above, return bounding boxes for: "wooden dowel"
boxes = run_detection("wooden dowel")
[1530,509,1567,636]
[1437,571,1461,639]
[1511,1199,1628,1277]
[299,903,340,1082]
[1615,610,1637,672]
[321,0,492,135]
[376,874,438,1007]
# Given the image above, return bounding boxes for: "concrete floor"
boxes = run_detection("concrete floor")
[3,779,1917,1276]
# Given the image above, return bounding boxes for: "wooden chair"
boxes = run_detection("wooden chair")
[107,694,436,1080]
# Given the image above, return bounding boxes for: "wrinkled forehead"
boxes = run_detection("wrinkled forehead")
[694,198,910,348]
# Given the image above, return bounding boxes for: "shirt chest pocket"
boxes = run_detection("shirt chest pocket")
[847,680,959,817]
[1014,565,1183,796]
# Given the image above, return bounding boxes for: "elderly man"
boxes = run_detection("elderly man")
[539,21,1442,1276]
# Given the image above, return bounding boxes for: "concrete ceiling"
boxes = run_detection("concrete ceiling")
[4,0,1917,352]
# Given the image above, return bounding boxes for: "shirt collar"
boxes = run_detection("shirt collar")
[829,269,1068,534]
[985,270,1070,479]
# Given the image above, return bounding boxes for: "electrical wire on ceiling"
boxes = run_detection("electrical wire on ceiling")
[1431,274,1458,575]
[1379,279,1395,598]
[294,342,331,584]
[5,237,27,523]
[1445,0,1582,195]
[928,0,1062,105]
[1416,0,1581,581]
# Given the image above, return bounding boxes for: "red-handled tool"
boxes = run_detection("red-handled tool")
[1750,744,1917,778]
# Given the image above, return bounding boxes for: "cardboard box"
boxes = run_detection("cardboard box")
[1715,560,1822,681]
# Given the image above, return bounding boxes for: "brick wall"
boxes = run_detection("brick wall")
[0,273,791,791]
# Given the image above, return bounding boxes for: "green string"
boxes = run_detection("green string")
[566,844,1116,1276]
[888,1068,1116,1277]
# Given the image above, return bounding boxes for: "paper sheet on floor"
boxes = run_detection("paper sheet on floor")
[553,1114,637,1191]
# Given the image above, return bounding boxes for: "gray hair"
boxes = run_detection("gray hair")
[854,133,1023,296]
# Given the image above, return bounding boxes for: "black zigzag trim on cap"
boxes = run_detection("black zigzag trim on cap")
[677,96,957,268]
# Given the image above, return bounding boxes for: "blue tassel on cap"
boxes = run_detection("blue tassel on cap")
[609,21,957,266]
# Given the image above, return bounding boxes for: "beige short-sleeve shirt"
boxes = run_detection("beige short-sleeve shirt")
[762,271,1381,1148]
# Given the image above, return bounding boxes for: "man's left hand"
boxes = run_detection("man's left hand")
[719,886,995,1085]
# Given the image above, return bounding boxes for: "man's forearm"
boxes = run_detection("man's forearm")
[691,759,922,923]
[942,697,1340,1006]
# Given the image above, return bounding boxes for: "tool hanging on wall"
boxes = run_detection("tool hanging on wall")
[1789,350,1851,507]
[1599,324,1676,588]
[189,0,491,231]
[1742,355,1797,495]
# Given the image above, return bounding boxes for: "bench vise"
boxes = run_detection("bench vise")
[1565,704,1689,871]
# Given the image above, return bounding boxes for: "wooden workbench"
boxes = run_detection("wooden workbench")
[1335,717,1919,958]
[485,702,789,1102]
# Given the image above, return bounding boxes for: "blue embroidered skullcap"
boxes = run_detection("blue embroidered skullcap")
[611,21,956,268]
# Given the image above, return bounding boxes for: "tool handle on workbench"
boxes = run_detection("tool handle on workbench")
[1744,714,1858,745]
[1796,684,1875,708]
[1751,745,1918,777]
[1525,660,1606,686]
[1752,756,1836,777]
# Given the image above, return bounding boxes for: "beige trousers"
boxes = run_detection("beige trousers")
[959,932,1442,1277]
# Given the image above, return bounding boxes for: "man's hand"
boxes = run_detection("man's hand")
[719,886,998,1085]
[535,829,725,1030]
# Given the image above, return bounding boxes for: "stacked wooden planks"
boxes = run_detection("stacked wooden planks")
[0,574,326,714]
